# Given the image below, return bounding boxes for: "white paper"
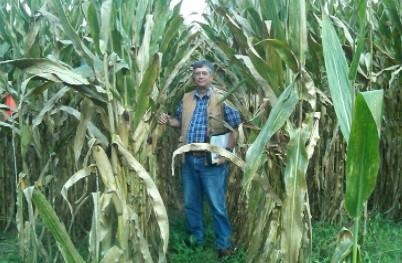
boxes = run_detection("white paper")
[209,133,232,164]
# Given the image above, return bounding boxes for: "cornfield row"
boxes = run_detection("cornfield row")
[0,0,400,262]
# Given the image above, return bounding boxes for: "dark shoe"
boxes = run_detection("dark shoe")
[183,238,194,247]
[217,247,236,259]
[183,237,203,249]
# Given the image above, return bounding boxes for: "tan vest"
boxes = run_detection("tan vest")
[179,88,228,144]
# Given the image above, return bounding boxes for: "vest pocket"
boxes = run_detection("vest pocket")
[208,113,228,136]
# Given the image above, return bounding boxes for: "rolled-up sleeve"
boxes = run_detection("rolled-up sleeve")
[223,104,241,129]
[175,101,183,124]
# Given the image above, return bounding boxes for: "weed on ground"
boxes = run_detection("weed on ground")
[312,213,402,263]
[0,230,20,263]
[167,211,245,263]
[0,213,400,262]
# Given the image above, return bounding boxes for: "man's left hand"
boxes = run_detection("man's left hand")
[214,155,226,165]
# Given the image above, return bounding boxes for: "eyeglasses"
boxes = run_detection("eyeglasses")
[193,71,210,77]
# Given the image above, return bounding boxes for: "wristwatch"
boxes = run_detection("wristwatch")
[225,147,233,152]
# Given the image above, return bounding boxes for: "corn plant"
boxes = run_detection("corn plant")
[312,0,401,223]
[198,0,320,261]
[322,7,384,261]
[0,0,197,262]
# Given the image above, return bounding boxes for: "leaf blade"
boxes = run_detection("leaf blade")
[243,84,298,192]
[322,15,353,141]
[345,92,383,217]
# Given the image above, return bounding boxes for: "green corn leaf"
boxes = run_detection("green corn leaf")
[322,14,353,142]
[133,53,160,128]
[120,0,136,35]
[47,0,96,67]
[261,0,284,39]
[246,45,279,95]
[345,91,383,217]
[137,14,154,76]
[225,13,248,50]
[20,0,40,14]
[23,18,41,57]
[289,0,307,64]
[200,24,236,58]
[231,11,254,35]
[243,84,298,193]
[0,58,107,103]
[86,1,101,54]
[245,7,268,37]
[32,86,70,127]
[0,7,21,57]
[135,0,149,44]
[70,85,107,104]
[100,0,113,53]
[60,106,108,147]
[24,187,85,263]
[161,42,199,93]
[263,39,299,73]
[361,90,384,137]
[160,15,184,53]
[150,7,170,54]
[0,42,10,57]
[0,58,89,85]
[235,54,277,104]
[349,0,368,82]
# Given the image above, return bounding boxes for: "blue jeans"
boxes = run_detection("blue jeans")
[182,153,231,249]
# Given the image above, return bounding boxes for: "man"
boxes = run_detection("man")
[159,60,241,258]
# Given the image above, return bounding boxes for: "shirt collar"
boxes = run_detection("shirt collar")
[194,86,212,99]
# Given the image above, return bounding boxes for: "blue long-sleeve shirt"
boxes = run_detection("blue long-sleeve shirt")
[175,88,241,143]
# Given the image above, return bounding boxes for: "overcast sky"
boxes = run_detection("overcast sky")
[170,0,207,23]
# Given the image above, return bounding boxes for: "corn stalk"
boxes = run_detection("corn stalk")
[0,0,197,262]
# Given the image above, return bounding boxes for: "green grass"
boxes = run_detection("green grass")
[312,213,402,262]
[0,229,20,263]
[168,211,401,263]
[1,213,400,262]
[167,211,246,263]
[362,214,402,262]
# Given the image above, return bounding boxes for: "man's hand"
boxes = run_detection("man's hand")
[214,155,226,165]
[159,112,171,126]
[159,113,180,128]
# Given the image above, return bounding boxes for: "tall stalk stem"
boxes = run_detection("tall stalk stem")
[353,215,360,263]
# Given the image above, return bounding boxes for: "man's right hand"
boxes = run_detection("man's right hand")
[159,112,170,126]
[159,113,180,128]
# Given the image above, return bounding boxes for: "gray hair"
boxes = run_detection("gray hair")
[191,60,214,74]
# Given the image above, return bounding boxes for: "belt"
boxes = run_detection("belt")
[189,151,207,157]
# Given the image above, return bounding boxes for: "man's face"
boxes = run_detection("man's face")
[193,66,213,89]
